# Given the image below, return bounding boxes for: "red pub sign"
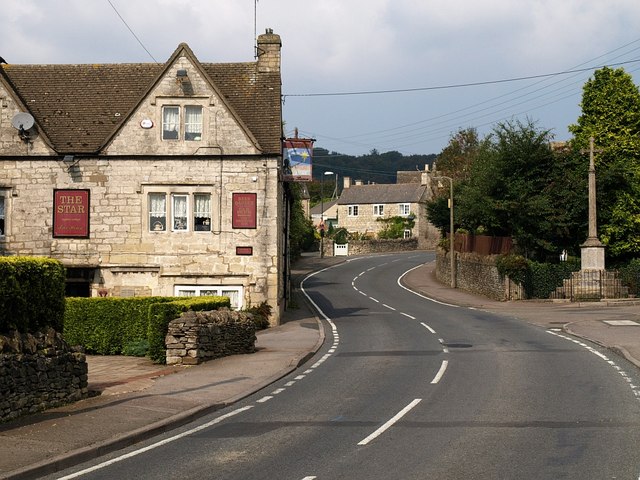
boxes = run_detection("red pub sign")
[232,193,257,229]
[53,189,90,238]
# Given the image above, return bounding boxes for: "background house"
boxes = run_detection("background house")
[336,173,440,249]
[0,30,289,324]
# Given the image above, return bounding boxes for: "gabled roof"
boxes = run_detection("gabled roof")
[0,44,281,155]
[337,183,427,205]
[310,199,338,215]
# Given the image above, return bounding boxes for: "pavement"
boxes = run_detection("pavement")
[1,252,640,479]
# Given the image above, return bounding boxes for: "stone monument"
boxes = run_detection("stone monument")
[580,136,605,270]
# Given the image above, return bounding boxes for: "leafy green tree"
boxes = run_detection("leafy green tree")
[455,119,560,259]
[425,195,451,235]
[568,66,640,260]
[287,184,315,258]
[435,127,480,183]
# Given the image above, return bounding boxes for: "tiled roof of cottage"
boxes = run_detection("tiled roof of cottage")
[338,183,427,205]
[0,47,281,154]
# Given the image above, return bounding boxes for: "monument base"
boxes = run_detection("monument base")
[580,238,605,271]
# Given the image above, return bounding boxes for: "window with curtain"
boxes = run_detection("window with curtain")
[184,106,203,141]
[398,203,410,216]
[162,106,180,140]
[149,193,166,231]
[193,193,211,231]
[373,204,384,216]
[172,194,188,231]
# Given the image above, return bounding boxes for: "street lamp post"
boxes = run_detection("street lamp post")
[434,176,455,288]
[320,170,334,258]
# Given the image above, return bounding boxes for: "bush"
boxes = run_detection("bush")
[244,301,272,330]
[618,259,640,296]
[122,339,150,357]
[64,295,230,363]
[527,259,580,298]
[64,297,174,355]
[0,257,66,333]
[495,254,530,285]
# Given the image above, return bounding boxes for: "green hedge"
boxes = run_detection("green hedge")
[618,259,640,296]
[64,295,231,363]
[0,257,66,334]
[526,259,580,298]
[64,297,175,355]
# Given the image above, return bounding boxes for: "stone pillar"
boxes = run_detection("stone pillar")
[580,136,605,270]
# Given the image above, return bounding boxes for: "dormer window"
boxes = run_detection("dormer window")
[162,105,203,141]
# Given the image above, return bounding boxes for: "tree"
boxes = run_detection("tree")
[435,127,480,183]
[455,119,560,260]
[568,66,640,261]
[287,184,315,258]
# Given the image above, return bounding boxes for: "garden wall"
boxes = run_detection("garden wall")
[0,328,88,423]
[435,249,523,301]
[165,309,257,365]
[323,238,419,257]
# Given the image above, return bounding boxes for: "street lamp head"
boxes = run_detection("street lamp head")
[324,171,334,176]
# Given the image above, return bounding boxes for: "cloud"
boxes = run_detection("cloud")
[2,0,640,154]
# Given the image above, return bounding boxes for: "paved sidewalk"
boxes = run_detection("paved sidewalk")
[1,253,639,479]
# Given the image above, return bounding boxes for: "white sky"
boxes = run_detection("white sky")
[3,0,640,157]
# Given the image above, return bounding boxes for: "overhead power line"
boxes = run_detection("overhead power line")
[283,59,640,99]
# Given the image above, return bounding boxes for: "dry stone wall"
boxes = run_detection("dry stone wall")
[166,309,257,365]
[436,250,516,301]
[0,328,88,423]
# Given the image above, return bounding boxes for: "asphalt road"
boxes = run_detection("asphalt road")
[46,252,640,480]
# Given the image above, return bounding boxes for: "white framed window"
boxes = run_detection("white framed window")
[193,193,211,231]
[148,190,213,233]
[184,106,203,141]
[404,229,412,239]
[174,285,244,310]
[162,106,180,140]
[149,193,167,231]
[172,194,188,231]
[373,204,384,216]
[348,205,359,217]
[162,105,203,141]
[398,203,410,216]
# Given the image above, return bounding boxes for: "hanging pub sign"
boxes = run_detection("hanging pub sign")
[53,189,90,238]
[232,193,257,229]
[282,136,314,182]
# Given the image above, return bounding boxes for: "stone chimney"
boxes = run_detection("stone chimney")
[257,28,281,73]
[343,176,351,189]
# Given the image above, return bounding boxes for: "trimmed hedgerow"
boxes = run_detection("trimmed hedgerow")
[0,257,66,334]
[64,296,174,355]
[64,295,230,363]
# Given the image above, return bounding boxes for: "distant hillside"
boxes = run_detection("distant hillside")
[311,148,437,185]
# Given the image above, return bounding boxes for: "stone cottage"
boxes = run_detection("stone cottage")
[0,30,289,325]
[337,174,440,249]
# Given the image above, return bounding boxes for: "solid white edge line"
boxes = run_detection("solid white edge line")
[56,406,254,479]
[431,360,449,384]
[358,399,422,446]
[397,262,460,308]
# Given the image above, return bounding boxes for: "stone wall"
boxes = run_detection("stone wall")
[322,238,419,257]
[0,328,88,423]
[435,249,522,301]
[165,309,257,365]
